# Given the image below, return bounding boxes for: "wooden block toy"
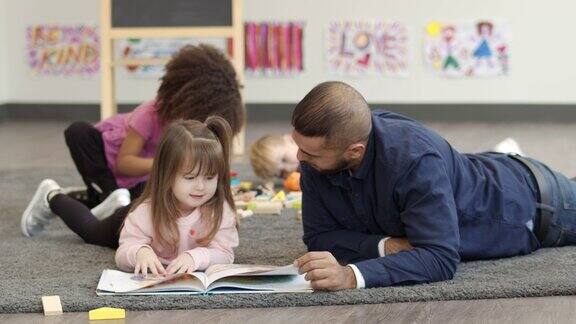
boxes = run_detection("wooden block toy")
[41,295,63,316]
[271,190,286,202]
[235,201,248,208]
[286,191,302,201]
[296,210,302,220]
[247,201,283,215]
[283,200,302,209]
[88,307,126,320]
[236,209,254,218]
[255,194,272,201]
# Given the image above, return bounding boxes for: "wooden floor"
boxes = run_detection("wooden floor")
[1,296,576,323]
[3,120,576,323]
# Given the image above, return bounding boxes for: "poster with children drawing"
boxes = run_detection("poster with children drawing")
[26,25,99,76]
[424,20,509,77]
[326,21,408,77]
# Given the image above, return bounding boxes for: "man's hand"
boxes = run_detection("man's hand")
[385,237,413,255]
[294,251,356,291]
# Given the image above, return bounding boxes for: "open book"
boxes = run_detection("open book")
[97,264,312,295]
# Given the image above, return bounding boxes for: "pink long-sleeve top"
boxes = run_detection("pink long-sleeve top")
[115,200,239,272]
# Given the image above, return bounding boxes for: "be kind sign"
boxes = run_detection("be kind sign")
[26,25,100,76]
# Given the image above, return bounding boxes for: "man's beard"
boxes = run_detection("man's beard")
[316,157,352,175]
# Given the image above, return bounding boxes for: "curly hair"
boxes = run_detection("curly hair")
[156,44,244,136]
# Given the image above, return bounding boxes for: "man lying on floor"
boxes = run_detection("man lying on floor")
[293,81,576,290]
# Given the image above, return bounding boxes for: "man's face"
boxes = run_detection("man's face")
[291,130,351,174]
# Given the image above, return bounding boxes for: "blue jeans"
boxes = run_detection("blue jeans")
[525,157,576,247]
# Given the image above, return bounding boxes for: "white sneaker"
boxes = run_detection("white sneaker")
[91,188,131,220]
[21,179,60,237]
[493,138,524,156]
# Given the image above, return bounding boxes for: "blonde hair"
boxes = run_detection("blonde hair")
[250,134,285,179]
[130,117,236,253]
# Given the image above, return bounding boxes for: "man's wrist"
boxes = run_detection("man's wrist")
[344,265,357,289]
[348,264,366,288]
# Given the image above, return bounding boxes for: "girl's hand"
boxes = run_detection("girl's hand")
[166,253,197,275]
[134,247,166,276]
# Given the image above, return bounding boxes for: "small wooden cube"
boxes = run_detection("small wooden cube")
[41,296,63,316]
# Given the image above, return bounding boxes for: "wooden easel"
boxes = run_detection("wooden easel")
[100,0,245,154]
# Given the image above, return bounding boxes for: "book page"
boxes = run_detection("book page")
[96,269,207,293]
[207,273,312,293]
[204,264,299,286]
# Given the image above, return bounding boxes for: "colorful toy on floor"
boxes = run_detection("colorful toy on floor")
[88,307,126,320]
[247,201,283,215]
[283,171,301,191]
[230,171,241,187]
[271,190,286,202]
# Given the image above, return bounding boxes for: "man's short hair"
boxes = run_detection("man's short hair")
[292,81,372,148]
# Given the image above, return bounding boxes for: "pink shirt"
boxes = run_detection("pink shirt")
[95,99,163,189]
[115,201,239,272]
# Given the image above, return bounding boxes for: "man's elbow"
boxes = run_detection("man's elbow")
[430,250,460,282]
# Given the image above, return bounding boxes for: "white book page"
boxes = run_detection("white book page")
[96,269,207,293]
[207,273,312,293]
[204,264,299,287]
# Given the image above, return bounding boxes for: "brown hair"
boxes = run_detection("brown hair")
[130,117,236,253]
[250,134,285,179]
[292,81,372,148]
[156,44,244,136]
[477,21,493,35]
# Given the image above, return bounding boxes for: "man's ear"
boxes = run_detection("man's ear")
[345,143,366,160]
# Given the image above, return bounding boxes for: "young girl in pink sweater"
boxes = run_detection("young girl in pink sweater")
[115,117,239,275]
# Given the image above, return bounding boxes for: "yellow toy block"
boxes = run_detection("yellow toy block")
[88,307,126,320]
[271,190,286,202]
[240,181,253,190]
[41,295,63,316]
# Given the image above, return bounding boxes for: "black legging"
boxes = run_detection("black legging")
[64,122,120,208]
[49,193,131,248]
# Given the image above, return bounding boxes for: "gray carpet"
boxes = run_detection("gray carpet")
[2,168,576,314]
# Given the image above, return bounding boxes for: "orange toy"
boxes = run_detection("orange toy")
[283,171,301,192]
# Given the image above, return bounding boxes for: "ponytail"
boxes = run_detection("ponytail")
[205,116,232,166]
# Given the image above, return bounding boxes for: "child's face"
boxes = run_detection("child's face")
[172,167,219,213]
[272,137,300,179]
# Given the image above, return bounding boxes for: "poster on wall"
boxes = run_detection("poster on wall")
[244,22,304,76]
[117,38,227,78]
[26,25,100,76]
[423,20,510,77]
[326,21,408,77]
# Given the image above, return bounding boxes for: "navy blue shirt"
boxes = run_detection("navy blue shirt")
[300,111,541,288]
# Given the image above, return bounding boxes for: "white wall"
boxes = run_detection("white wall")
[0,0,8,104]
[3,0,576,104]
